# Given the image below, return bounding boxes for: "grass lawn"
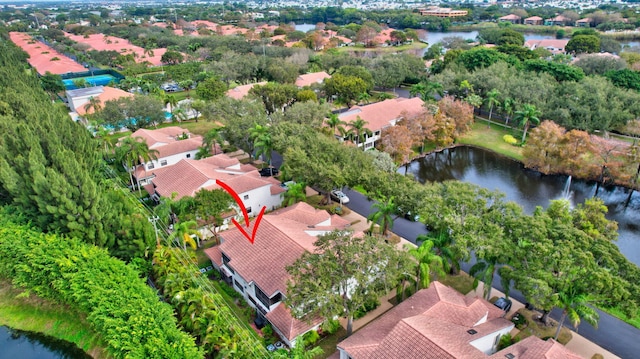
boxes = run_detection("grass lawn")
[157,120,219,136]
[459,121,524,162]
[439,272,476,295]
[0,280,109,358]
[336,42,426,54]
[316,326,347,358]
[194,239,220,268]
[512,308,572,345]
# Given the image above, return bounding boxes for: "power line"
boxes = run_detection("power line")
[103,166,270,358]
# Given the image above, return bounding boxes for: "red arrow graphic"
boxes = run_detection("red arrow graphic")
[216,179,266,244]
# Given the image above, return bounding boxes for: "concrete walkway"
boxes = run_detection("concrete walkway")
[338,207,620,359]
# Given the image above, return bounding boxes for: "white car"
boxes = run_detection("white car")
[330,190,350,204]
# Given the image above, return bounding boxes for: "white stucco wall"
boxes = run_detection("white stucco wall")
[144,150,199,171]
[469,324,515,355]
[240,185,282,216]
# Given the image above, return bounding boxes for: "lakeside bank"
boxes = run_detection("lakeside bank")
[0,280,108,358]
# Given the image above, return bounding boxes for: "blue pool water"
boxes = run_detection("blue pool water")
[63,74,118,90]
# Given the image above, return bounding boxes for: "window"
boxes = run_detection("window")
[374,131,380,136]
[186,153,191,158]
[246,207,252,214]
[160,160,168,166]
[234,279,244,293]
[148,163,154,170]
[254,285,270,309]
[244,194,249,200]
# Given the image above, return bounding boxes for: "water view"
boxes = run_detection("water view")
[0,326,91,359]
[403,146,640,266]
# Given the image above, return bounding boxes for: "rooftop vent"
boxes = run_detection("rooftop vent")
[467,329,477,335]
[505,354,515,359]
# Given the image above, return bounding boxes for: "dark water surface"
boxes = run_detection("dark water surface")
[403,146,640,266]
[0,326,91,359]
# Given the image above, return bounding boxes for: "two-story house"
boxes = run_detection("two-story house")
[130,127,208,186]
[338,97,425,150]
[204,202,351,347]
[144,153,285,216]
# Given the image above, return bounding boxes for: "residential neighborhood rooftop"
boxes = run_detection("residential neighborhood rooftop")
[9,31,86,75]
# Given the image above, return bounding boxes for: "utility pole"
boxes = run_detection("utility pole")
[148,216,160,246]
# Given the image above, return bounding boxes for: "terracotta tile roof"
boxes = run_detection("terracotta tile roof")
[131,126,191,147]
[9,32,86,75]
[210,202,351,295]
[75,86,134,116]
[204,246,223,266]
[525,16,543,21]
[226,82,267,100]
[339,97,425,132]
[145,154,282,200]
[63,32,177,66]
[490,336,582,359]
[295,71,331,87]
[265,303,324,341]
[499,14,522,20]
[337,282,513,359]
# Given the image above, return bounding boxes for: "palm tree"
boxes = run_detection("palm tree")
[116,136,159,195]
[198,127,223,159]
[416,230,460,274]
[367,196,396,237]
[250,124,273,170]
[325,114,345,139]
[554,287,599,340]
[469,257,500,301]
[164,93,178,116]
[168,220,200,250]
[407,240,446,292]
[357,91,371,105]
[514,104,541,144]
[409,82,427,99]
[348,116,371,149]
[485,89,501,127]
[502,97,515,127]
[83,96,102,115]
[283,182,307,206]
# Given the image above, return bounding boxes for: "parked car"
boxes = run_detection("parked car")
[493,297,512,313]
[259,167,279,177]
[330,190,349,204]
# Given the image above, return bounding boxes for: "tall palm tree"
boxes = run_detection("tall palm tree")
[367,196,396,237]
[502,97,515,127]
[407,240,446,292]
[83,96,102,115]
[349,116,371,149]
[554,287,599,340]
[168,220,200,250]
[469,257,499,300]
[410,81,443,102]
[164,93,178,117]
[357,92,371,105]
[485,88,501,127]
[116,136,159,195]
[325,114,345,139]
[198,127,223,159]
[250,123,270,162]
[514,104,541,143]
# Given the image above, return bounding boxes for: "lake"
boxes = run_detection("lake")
[403,146,640,266]
[0,326,91,359]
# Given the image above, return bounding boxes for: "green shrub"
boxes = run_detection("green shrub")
[321,319,341,335]
[302,330,320,346]
[354,297,380,319]
[503,134,518,145]
[511,312,528,330]
[0,217,202,359]
[498,334,518,350]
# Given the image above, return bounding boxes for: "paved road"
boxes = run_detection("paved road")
[343,187,638,359]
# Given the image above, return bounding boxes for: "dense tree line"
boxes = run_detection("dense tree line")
[432,58,640,133]
[0,211,202,359]
[0,37,155,260]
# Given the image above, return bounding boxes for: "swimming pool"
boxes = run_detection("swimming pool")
[63,74,119,89]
